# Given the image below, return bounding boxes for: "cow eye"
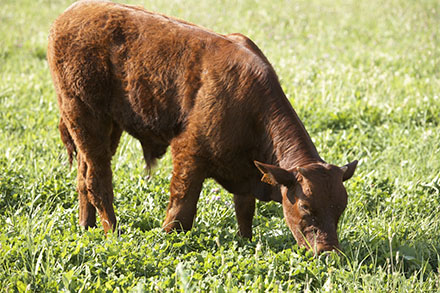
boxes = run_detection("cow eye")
[299,204,309,211]
[299,204,313,217]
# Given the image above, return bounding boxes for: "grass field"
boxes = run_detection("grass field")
[1,0,439,291]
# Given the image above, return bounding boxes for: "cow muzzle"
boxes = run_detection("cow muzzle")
[313,242,341,255]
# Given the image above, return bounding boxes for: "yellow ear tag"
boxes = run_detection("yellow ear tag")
[261,174,277,186]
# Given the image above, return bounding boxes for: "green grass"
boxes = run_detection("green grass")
[1,0,439,291]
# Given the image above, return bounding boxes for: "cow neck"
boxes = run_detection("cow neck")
[265,92,323,170]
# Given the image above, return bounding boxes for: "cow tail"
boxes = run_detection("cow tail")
[59,118,77,167]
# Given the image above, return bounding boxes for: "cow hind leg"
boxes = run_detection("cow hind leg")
[77,152,97,229]
[233,194,255,239]
[77,122,122,230]
[62,100,122,233]
[83,151,116,233]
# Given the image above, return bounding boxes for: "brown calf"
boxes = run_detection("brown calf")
[48,1,357,254]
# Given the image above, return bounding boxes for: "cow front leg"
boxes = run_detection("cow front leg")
[163,150,205,232]
[233,194,255,239]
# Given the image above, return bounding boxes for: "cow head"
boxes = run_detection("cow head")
[255,160,358,254]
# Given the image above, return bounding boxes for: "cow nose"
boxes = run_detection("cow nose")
[314,243,341,255]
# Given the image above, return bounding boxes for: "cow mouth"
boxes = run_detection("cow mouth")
[312,243,341,255]
[293,230,340,255]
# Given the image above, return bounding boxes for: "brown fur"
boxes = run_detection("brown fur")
[48,0,358,253]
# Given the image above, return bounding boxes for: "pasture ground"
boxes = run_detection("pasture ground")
[1,0,439,291]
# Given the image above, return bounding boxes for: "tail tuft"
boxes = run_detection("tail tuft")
[59,118,77,166]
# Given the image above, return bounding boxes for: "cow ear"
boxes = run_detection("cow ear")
[342,160,358,181]
[254,161,296,187]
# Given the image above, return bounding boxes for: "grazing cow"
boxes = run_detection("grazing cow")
[48,0,358,254]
